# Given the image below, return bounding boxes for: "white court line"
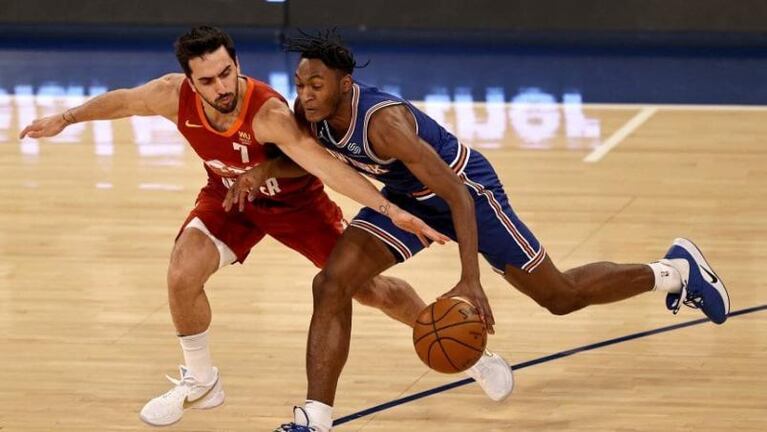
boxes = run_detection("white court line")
[581,103,767,111]
[583,106,658,163]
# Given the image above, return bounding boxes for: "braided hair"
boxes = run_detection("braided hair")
[283,29,367,74]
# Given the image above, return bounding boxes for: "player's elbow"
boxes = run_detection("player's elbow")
[439,178,474,207]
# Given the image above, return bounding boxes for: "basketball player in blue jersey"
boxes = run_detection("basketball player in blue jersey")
[229,30,731,432]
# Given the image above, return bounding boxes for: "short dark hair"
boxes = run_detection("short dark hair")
[174,26,237,76]
[283,28,363,75]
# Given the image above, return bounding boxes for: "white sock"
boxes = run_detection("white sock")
[178,329,214,383]
[301,400,333,432]
[648,260,682,294]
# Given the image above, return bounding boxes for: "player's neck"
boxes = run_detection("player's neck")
[326,91,354,138]
[201,77,246,132]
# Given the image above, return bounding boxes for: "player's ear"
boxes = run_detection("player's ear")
[340,74,352,94]
[235,56,241,74]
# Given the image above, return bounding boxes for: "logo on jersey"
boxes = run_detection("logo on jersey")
[325,149,389,175]
[347,142,362,155]
[238,131,252,145]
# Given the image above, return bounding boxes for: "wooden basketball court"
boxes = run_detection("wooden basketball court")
[1,101,765,431]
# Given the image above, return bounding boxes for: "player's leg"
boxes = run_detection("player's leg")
[140,219,231,426]
[505,239,729,322]
[263,192,427,327]
[141,189,265,426]
[307,227,398,405]
[467,167,728,321]
[273,200,433,432]
[354,275,426,326]
[466,173,675,314]
[274,226,396,432]
[167,221,223,337]
[504,256,655,315]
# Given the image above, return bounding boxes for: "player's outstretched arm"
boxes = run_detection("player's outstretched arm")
[19,74,183,139]
[249,98,449,246]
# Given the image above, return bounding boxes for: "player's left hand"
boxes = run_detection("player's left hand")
[439,279,495,334]
[388,206,450,247]
[19,113,69,139]
[223,165,270,212]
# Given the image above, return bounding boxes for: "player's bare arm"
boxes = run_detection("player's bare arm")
[223,98,314,211]
[367,104,495,332]
[19,73,183,139]
[242,98,449,246]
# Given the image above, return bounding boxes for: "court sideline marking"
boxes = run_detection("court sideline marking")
[334,303,767,427]
[583,106,658,163]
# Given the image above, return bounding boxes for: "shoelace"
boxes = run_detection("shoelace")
[274,423,316,432]
[159,370,200,400]
[670,281,704,315]
[682,294,704,310]
[274,406,318,431]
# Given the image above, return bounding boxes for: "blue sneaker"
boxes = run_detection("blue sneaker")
[273,407,319,432]
[273,424,316,432]
[664,238,730,324]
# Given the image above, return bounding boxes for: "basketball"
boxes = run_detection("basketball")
[412,298,488,373]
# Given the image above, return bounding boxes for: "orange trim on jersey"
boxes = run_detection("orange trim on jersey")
[194,77,256,137]
[410,143,470,198]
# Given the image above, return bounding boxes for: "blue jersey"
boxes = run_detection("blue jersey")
[312,82,468,197]
[311,81,545,274]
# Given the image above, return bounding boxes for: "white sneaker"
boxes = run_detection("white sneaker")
[139,365,224,426]
[464,350,514,401]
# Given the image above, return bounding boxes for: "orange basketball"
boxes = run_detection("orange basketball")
[412,297,487,373]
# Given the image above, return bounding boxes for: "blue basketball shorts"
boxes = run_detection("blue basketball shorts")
[349,149,546,274]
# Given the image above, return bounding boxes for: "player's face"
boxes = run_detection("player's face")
[187,46,240,114]
[295,58,349,122]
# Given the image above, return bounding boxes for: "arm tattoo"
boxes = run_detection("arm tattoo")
[62,109,77,125]
[379,202,391,216]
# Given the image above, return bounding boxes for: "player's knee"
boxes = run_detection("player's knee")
[166,254,208,300]
[533,289,582,315]
[523,281,580,315]
[166,265,201,299]
[312,270,353,308]
[542,299,577,315]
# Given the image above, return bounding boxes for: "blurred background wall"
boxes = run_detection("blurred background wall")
[2,0,767,46]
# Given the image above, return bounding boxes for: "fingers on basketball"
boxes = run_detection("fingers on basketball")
[413,298,488,373]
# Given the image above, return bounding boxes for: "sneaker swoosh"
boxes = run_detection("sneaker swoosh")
[182,376,219,408]
[185,120,204,128]
[700,265,719,284]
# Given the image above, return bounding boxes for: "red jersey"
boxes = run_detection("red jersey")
[177,76,322,201]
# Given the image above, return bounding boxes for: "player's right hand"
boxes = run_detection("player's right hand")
[388,205,451,247]
[438,279,496,334]
[223,165,269,212]
[19,114,68,139]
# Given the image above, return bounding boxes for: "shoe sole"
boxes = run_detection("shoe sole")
[674,237,731,320]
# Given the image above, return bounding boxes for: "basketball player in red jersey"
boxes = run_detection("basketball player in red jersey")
[19,26,454,427]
